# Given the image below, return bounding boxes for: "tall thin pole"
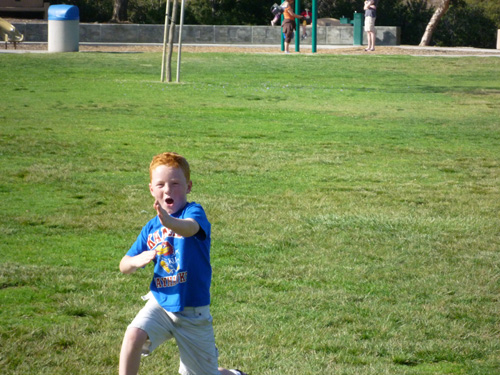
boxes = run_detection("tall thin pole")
[295,0,300,52]
[166,0,178,82]
[312,0,317,53]
[176,0,186,83]
[280,0,285,51]
[161,0,170,82]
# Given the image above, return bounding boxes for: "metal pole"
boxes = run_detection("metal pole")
[161,0,170,82]
[295,0,300,52]
[280,0,285,51]
[176,0,186,83]
[312,0,317,53]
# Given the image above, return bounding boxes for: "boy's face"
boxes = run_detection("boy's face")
[149,165,192,215]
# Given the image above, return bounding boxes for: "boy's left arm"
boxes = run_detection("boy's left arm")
[154,201,200,238]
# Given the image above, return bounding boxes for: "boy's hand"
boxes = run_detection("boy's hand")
[133,250,157,268]
[119,251,156,274]
[154,200,171,228]
[153,200,200,238]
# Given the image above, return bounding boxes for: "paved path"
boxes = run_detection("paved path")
[2,42,500,57]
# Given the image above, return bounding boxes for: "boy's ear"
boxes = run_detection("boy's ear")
[187,180,193,194]
[149,183,154,196]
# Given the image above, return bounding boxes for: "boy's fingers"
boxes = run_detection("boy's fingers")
[154,200,165,213]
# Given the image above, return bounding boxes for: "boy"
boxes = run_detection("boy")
[270,2,288,26]
[300,8,312,40]
[119,152,247,375]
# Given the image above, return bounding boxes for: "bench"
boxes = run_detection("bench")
[0,0,50,20]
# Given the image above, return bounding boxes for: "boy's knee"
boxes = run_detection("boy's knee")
[125,327,148,346]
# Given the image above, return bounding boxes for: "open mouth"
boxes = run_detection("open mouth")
[165,198,174,205]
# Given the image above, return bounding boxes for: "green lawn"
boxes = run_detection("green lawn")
[0,52,499,375]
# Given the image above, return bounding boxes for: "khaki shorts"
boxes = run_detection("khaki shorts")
[129,294,219,375]
[364,16,376,32]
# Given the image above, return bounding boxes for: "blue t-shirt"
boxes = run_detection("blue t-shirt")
[127,202,211,312]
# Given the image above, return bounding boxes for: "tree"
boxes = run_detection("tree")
[419,0,450,46]
[184,0,269,25]
[111,0,129,22]
[465,0,500,28]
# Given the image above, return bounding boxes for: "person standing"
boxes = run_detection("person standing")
[282,0,304,53]
[364,0,378,51]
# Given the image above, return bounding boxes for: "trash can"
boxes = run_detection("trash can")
[48,4,79,52]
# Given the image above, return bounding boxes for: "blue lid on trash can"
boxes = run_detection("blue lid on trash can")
[48,5,80,21]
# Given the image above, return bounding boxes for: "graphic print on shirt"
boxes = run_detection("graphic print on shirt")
[155,241,179,274]
[147,227,182,277]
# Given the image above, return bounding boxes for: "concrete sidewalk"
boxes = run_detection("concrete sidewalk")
[396,45,500,55]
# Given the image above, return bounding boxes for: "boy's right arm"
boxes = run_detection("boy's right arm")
[120,251,156,274]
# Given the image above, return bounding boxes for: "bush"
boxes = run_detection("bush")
[433,1,497,48]
[128,1,165,24]
[60,0,113,23]
[184,0,269,25]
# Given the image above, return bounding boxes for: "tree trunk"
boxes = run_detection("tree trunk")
[419,0,450,46]
[166,0,178,82]
[111,0,129,23]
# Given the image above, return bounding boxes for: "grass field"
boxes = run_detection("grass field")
[0,51,499,375]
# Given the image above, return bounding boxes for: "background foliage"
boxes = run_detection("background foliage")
[6,1,500,49]
[435,0,498,48]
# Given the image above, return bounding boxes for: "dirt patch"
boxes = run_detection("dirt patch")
[6,43,499,56]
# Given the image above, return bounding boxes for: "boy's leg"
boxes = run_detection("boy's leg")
[119,327,149,375]
[174,306,246,375]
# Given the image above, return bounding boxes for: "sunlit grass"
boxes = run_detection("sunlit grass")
[1,52,499,375]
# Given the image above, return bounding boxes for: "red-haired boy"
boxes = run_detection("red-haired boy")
[119,152,247,375]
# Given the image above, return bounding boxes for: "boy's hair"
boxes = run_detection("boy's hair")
[149,152,190,182]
